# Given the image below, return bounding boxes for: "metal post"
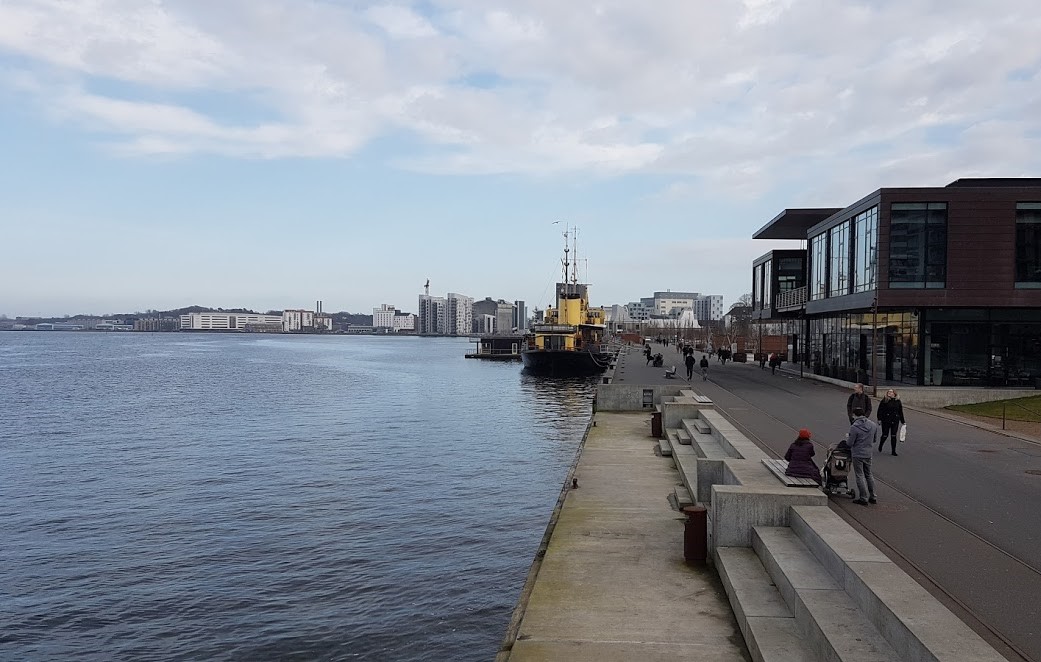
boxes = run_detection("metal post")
[871,296,878,396]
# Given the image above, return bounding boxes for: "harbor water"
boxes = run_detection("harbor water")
[0,333,597,661]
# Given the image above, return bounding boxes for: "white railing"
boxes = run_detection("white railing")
[774,286,807,311]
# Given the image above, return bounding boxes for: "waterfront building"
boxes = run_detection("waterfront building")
[134,317,179,332]
[625,301,651,321]
[282,309,315,332]
[373,304,395,329]
[418,295,446,335]
[446,293,474,336]
[180,312,283,332]
[751,178,1041,387]
[392,312,415,333]
[475,314,495,334]
[513,300,527,332]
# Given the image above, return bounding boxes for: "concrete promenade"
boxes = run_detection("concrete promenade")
[613,342,1041,662]
[502,411,749,661]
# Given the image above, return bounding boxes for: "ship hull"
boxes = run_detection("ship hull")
[520,349,608,376]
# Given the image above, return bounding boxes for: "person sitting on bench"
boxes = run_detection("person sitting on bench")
[664,365,677,378]
[784,428,821,484]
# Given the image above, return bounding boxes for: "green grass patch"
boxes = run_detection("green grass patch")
[947,395,1041,422]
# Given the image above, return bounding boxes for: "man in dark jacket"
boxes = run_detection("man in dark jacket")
[847,407,878,505]
[846,383,872,424]
[684,352,696,381]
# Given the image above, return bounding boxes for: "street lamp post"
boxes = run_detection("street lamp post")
[871,295,878,396]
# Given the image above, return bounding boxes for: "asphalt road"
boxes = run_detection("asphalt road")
[613,344,1041,662]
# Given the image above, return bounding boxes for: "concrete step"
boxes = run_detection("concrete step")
[682,417,712,435]
[788,506,1008,662]
[752,526,901,662]
[676,428,692,445]
[715,547,816,662]
[658,436,673,457]
[692,436,729,460]
[673,485,694,509]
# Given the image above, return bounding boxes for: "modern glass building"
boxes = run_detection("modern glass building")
[751,179,1041,387]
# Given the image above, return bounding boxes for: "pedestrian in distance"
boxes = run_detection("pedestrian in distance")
[784,428,821,485]
[847,406,878,505]
[769,353,781,375]
[759,353,767,370]
[877,388,905,456]
[846,383,872,424]
[700,354,709,381]
[684,352,696,381]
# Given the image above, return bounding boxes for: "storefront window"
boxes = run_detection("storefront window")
[752,264,762,310]
[763,259,772,308]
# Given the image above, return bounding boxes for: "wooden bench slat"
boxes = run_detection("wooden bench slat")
[762,458,820,487]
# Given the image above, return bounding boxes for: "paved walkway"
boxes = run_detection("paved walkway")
[614,342,1041,662]
[506,412,748,662]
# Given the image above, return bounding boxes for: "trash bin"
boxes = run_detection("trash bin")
[651,410,662,438]
[682,505,707,565]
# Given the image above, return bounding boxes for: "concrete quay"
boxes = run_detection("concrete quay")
[499,411,749,661]
[501,343,1016,662]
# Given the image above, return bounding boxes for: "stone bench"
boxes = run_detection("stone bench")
[761,459,821,488]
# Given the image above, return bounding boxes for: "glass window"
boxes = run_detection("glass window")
[853,206,878,293]
[752,264,762,310]
[763,259,772,307]
[810,233,827,300]
[889,202,947,288]
[1015,202,1041,284]
[828,221,850,297]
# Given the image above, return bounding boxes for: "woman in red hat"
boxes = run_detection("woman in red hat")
[784,428,821,484]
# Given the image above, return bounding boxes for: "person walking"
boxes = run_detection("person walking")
[699,354,709,381]
[769,353,780,375]
[759,353,767,370]
[846,383,872,424]
[877,389,905,455]
[684,352,696,381]
[784,428,821,485]
[847,406,878,505]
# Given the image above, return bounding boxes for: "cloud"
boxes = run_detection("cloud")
[0,0,1040,189]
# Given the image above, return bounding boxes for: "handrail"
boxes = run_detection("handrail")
[1001,399,1041,430]
[775,286,807,310]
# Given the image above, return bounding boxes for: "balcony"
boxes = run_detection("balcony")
[775,286,807,313]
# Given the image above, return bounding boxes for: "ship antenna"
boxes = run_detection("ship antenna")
[562,227,570,293]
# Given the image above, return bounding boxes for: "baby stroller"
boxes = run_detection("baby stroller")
[821,438,854,498]
[652,353,664,367]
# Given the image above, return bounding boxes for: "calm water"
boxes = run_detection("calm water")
[0,333,597,661]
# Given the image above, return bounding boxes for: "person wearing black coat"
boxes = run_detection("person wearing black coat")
[784,428,821,484]
[846,383,872,424]
[877,389,905,455]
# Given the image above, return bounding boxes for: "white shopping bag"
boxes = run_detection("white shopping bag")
[898,423,907,442]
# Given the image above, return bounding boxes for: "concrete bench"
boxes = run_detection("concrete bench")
[761,459,821,488]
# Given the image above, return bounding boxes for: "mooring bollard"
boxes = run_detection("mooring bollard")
[681,505,707,565]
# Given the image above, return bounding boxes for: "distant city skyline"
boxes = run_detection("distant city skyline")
[2,2,1038,318]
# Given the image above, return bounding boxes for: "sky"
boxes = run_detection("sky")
[2,0,1041,318]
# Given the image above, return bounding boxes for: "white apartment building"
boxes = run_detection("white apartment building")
[180,312,283,331]
[392,313,415,332]
[282,309,315,332]
[625,301,651,321]
[418,295,446,335]
[446,292,474,336]
[694,295,724,322]
[373,304,396,329]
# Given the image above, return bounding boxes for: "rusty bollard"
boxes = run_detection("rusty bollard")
[681,505,708,566]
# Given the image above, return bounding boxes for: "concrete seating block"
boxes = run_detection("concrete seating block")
[715,547,816,662]
[657,437,673,457]
[761,459,821,488]
[673,485,693,509]
[788,506,1008,662]
[752,527,901,662]
[709,486,827,549]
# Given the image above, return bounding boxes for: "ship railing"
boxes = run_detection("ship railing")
[532,324,578,333]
